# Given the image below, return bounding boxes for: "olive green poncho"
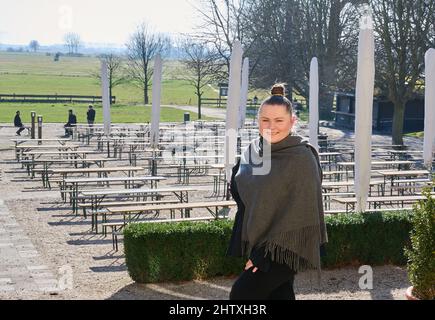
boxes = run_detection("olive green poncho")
[235,134,328,276]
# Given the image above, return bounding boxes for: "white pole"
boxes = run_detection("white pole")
[354,9,375,213]
[101,60,111,136]
[150,54,163,149]
[309,57,319,151]
[225,41,243,182]
[423,48,435,168]
[238,57,249,129]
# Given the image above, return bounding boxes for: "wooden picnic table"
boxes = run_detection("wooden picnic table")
[62,175,167,210]
[46,166,144,189]
[388,150,423,160]
[11,138,72,147]
[22,150,99,158]
[105,200,235,225]
[376,170,431,196]
[332,194,430,213]
[79,186,199,217]
[15,144,81,161]
[322,180,385,195]
[102,200,236,244]
[22,157,109,179]
[336,160,415,178]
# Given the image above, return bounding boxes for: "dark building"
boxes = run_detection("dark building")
[333,92,425,133]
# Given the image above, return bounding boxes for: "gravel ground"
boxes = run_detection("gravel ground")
[0,121,417,300]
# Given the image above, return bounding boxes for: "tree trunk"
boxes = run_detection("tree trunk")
[392,100,406,146]
[319,89,335,120]
[144,86,149,105]
[197,92,202,120]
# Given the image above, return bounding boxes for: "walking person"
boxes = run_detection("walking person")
[87,105,96,127]
[64,109,77,137]
[14,111,27,136]
[227,84,328,300]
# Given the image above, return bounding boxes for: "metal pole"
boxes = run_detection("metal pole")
[37,115,43,144]
[31,111,36,139]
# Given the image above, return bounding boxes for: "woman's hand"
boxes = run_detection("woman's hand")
[245,259,258,273]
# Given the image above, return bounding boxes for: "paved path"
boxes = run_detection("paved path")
[0,198,59,295]
[169,105,226,120]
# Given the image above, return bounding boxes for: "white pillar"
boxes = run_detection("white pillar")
[150,54,163,148]
[423,48,435,168]
[225,41,243,181]
[101,60,111,136]
[238,57,249,129]
[354,9,375,213]
[309,57,319,151]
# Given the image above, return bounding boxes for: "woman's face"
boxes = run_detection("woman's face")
[258,104,296,143]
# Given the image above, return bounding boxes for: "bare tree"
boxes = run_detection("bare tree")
[92,53,126,102]
[181,39,223,119]
[193,0,251,77]
[244,0,361,116]
[63,33,81,55]
[372,0,434,145]
[29,40,40,52]
[126,23,170,104]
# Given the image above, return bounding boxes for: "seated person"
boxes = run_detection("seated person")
[14,111,28,136]
[64,109,77,137]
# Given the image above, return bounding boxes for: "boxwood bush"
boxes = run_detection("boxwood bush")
[124,210,413,283]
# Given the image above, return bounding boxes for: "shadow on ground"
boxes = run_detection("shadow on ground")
[106,266,409,300]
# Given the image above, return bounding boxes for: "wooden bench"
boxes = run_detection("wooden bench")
[101,200,235,249]
[106,200,236,220]
[85,199,181,233]
[322,192,355,210]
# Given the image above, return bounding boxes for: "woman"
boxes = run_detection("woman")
[227,84,328,300]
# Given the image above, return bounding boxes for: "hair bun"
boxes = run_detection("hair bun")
[271,84,285,96]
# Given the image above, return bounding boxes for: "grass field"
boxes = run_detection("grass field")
[0,102,213,123]
[0,51,309,123]
[0,52,281,104]
[0,52,270,105]
[0,52,220,105]
[405,131,424,138]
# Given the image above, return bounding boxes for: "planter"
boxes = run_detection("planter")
[405,286,420,300]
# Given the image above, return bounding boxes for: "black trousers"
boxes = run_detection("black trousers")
[16,126,25,135]
[229,262,296,300]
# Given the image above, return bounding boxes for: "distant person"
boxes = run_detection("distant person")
[64,109,77,137]
[87,105,96,129]
[253,95,258,106]
[14,111,27,136]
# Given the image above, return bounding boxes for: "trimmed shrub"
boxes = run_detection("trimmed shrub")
[124,210,413,283]
[404,190,435,300]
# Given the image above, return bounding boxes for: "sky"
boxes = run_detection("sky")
[0,0,200,46]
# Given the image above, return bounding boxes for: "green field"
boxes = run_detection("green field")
[0,102,213,123]
[405,131,424,138]
[0,51,308,122]
[0,52,221,105]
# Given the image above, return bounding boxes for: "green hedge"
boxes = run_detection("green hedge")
[124,211,413,283]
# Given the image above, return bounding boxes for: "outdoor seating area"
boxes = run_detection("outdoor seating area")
[4,121,434,254]
[1,0,435,302]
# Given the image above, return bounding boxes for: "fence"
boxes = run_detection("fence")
[0,93,116,104]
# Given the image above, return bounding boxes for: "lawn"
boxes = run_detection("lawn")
[0,103,214,123]
[405,131,424,138]
[0,52,219,105]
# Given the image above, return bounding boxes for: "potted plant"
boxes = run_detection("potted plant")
[404,186,435,300]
